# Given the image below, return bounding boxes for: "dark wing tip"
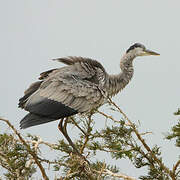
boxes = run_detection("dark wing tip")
[20,113,57,129]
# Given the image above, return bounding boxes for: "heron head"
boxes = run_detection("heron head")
[126,43,160,57]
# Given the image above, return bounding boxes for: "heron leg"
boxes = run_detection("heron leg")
[58,118,81,156]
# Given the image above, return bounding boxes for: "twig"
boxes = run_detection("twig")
[140,131,153,136]
[96,169,137,180]
[37,157,68,167]
[65,171,81,178]
[36,140,58,149]
[0,152,12,172]
[99,148,135,153]
[173,159,180,176]
[97,110,120,123]
[70,117,87,136]
[80,134,89,154]
[97,162,106,180]
[0,118,49,180]
[80,115,93,154]
[176,169,180,177]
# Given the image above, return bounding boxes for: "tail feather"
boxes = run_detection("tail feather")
[20,113,58,129]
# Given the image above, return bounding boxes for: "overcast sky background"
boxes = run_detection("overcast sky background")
[0,0,180,179]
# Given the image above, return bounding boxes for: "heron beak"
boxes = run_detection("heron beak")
[143,49,160,56]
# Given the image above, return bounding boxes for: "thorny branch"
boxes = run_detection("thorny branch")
[173,160,180,176]
[0,117,49,180]
[102,169,136,180]
[97,110,120,123]
[106,98,179,180]
[0,97,179,179]
[70,117,86,136]
[80,115,93,154]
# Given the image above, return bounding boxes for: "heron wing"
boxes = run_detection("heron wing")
[24,78,102,118]
[22,58,105,119]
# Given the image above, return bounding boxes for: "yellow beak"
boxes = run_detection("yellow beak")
[144,49,160,56]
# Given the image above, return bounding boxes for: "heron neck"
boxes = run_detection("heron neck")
[107,53,135,97]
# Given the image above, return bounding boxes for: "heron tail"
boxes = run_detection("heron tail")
[20,113,57,129]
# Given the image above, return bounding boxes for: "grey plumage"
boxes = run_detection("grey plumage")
[19,43,159,129]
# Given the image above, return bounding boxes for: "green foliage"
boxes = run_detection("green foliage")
[137,145,170,179]
[166,110,180,147]
[0,105,180,179]
[0,133,36,179]
[88,120,135,160]
[140,166,170,180]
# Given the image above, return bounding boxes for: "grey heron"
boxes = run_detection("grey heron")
[19,43,159,154]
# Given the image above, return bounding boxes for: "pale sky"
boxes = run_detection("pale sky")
[0,0,180,178]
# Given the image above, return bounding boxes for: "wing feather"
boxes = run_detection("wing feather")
[21,56,106,120]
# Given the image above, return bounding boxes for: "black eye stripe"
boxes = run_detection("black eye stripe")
[126,43,145,53]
